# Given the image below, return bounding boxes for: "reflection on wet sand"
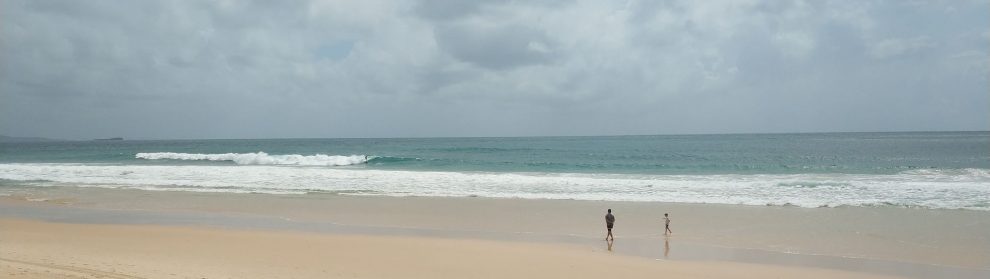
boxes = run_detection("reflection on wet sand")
[664,236,670,258]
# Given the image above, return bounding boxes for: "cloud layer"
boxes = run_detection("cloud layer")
[2,0,987,139]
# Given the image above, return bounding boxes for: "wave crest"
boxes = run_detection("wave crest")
[135,152,369,166]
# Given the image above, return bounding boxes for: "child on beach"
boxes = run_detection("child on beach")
[663,213,672,235]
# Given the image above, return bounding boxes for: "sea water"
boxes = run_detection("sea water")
[1,132,988,210]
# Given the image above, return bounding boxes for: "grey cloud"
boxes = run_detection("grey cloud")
[0,0,987,139]
[868,36,936,59]
[433,23,558,70]
[414,0,507,21]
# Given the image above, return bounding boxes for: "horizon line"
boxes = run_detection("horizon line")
[4,129,988,142]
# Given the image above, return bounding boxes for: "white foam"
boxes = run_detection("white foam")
[0,163,988,210]
[135,152,369,166]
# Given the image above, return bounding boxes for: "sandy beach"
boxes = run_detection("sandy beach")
[1,187,988,278]
[1,218,920,279]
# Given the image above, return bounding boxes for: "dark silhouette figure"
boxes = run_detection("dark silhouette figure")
[605,209,615,241]
[663,213,672,235]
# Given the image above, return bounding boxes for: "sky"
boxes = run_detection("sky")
[1,0,988,140]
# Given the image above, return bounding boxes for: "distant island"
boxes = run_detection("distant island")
[94,137,124,141]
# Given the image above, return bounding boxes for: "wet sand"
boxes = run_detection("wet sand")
[1,186,988,278]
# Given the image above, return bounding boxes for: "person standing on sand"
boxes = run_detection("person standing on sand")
[663,213,672,235]
[605,209,615,241]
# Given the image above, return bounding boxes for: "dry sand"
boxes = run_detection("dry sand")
[1,218,907,279]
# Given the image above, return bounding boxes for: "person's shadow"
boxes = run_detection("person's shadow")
[663,236,670,258]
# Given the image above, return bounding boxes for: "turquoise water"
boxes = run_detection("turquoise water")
[1,132,989,209]
[3,132,987,174]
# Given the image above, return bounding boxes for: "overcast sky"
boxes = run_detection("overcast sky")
[1,0,987,139]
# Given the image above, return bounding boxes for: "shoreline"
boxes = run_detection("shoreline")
[1,186,988,278]
[3,161,987,211]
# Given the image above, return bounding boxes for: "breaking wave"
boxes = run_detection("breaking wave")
[1,164,988,210]
[135,152,369,166]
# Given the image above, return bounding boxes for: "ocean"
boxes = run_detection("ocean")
[1,132,988,210]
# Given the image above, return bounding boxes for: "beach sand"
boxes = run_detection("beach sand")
[1,187,988,278]
[2,218,909,279]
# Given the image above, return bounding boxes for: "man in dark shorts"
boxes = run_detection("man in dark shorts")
[664,213,672,235]
[605,209,615,241]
